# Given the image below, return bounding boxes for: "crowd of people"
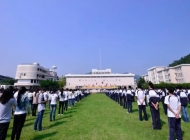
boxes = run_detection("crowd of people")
[0,87,91,140]
[104,82,190,140]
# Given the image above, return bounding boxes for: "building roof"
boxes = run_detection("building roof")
[147,66,166,71]
[141,74,148,77]
[65,73,135,77]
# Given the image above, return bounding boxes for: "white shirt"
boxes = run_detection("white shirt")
[126,90,133,96]
[164,95,181,118]
[147,90,159,103]
[135,90,146,105]
[50,93,58,105]
[58,92,65,102]
[64,91,68,101]
[68,91,72,99]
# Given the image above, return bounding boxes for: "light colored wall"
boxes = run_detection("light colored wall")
[66,76,134,88]
[168,69,177,83]
[182,66,190,83]
[15,65,48,80]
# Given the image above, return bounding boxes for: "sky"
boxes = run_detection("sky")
[0,0,190,77]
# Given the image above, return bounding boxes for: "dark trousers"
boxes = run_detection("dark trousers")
[59,101,64,114]
[150,107,161,129]
[64,100,68,111]
[32,104,38,116]
[123,98,127,109]
[119,97,122,106]
[138,105,148,121]
[0,122,10,140]
[34,110,45,131]
[168,117,182,140]
[162,98,167,115]
[127,101,132,113]
[11,114,26,140]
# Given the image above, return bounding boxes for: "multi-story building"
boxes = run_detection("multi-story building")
[147,66,166,84]
[141,74,149,82]
[143,64,190,84]
[173,64,190,83]
[14,62,58,88]
[65,69,135,89]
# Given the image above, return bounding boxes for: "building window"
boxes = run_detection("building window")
[31,80,33,83]
[34,80,36,83]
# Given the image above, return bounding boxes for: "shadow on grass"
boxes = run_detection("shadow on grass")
[160,119,166,127]
[24,122,35,127]
[55,115,73,121]
[43,121,67,130]
[26,117,36,122]
[64,110,77,114]
[31,131,58,140]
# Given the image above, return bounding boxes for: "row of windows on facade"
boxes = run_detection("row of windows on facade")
[31,79,40,83]
[79,79,121,82]
[92,72,111,74]
[37,68,47,73]
[67,76,129,78]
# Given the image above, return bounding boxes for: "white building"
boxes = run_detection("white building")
[14,62,58,88]
[65,69,135,89]
[143,64,190,84]
[148,66,166,84]
[141,74,149,82]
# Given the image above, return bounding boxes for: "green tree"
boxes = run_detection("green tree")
[137,77,146,87]
[169,54,190,67]
[0,79,16,85]
[58,77,66,88]
[40,80,59,90]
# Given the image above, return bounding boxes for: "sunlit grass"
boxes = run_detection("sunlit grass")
[7,94,190,140]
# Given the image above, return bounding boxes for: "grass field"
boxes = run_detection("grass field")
[7,94,190,140]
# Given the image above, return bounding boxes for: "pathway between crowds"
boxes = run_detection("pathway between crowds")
[7,94,190,140]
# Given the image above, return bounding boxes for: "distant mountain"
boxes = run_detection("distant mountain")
[86,72,92,74]
[123,72,140,80]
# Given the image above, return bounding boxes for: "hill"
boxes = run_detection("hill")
[169,54,190,67]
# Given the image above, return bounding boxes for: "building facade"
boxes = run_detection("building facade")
[141,74,149,82]
[65,69,135,89]
[142,64,190,84]
[147,66,166,84]
[14,62,58,87]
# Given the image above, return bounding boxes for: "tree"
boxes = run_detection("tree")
[40,80,59,90]
[58,77,66,88]
[169,54,190,67]
[0,79,16,85]
[137,77,146,87]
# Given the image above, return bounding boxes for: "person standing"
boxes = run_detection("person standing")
[126,86,134,113]
[58,89,65,116]
[0,88,17,140]
[34,89,47,131]
[49,89,58,121]
[147,82,161,130]
[164,88,182,140]
[12,87,29,140]
[135,86,148,121]
[27,90,33,116]
[32,90,39,116]
[177,87,189,122]
[64,90,68,111]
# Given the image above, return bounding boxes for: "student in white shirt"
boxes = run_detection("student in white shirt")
[126,86,134,113]
[68,90,73,108]
[147,82,161,130]
[49,89,58,121]
[135,86,148,121]
[63,90,68,111]
[58,89,65,115]
[0,88,17,140]
[12,87,29,140]
[164,88,182,140]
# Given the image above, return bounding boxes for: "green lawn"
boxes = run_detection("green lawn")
[7,94,190,140]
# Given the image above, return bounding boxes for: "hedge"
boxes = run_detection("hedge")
[142,82,190,89]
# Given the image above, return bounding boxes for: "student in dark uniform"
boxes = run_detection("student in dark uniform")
[136,86,148,121]
[147,82,161,130]
[164,88,182,140]
[126,86,133,113]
